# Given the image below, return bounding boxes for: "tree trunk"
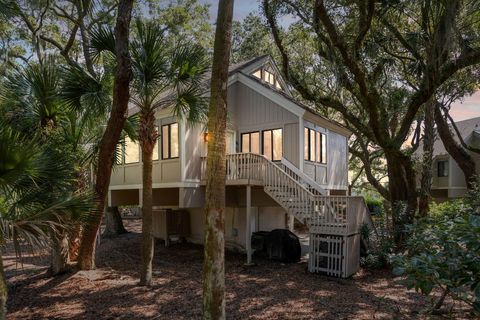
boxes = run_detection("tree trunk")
[139,109,156,286]
[50,232,70,275]
[434,105,477,189]
[77,0,133,270]
[203,1,234,319]
[419,99,435,217]
[0,252,8,320]
[102,206,128,238]
[68,223,82,262]
[384,150,417,245]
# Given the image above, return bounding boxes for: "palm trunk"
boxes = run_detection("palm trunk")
[102,206,128,238]
[77,0,134,270]
[203,1,234,319]
[139,109,156,286]
[50,232,70,275]
[68,223,82,262]
[0,252,7,320]
[419,99,435,217]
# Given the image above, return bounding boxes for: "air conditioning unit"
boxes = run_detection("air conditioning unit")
[152,209,190,246]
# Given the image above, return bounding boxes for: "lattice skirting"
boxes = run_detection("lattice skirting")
[308,233,360,278]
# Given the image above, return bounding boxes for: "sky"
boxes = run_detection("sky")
[201,0,480,122]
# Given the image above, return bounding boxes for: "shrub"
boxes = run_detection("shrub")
[391,187,480,314]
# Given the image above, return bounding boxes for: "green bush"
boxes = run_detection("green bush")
[391,186,480,314]
[364,195,384,215]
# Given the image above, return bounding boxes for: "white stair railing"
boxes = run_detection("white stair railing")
[279,157,327,195]
[200,153,370,236]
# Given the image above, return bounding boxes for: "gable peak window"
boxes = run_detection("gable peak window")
[251,67,283,90]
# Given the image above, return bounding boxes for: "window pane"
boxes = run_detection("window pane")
[152,126,159,161]
[242,134,250,153]
[115,143,123,164]
[309,130,316,161]
[263,131,272,160]
[170,123,179,158]
[321,134,327,163]
[251,132,260,154]
[438,160,448,177]
[124,137,139,163]
[252,69,261,79]
[316,131,321,163]
[162,125,169,159]
[272,129,282,161]
[304,128,309,160]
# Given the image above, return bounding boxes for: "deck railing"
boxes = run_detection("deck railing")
[200,153,370,236]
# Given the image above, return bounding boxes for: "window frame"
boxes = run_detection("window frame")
[304,127,327,164]
[437,160,449,177]
[124,136,140,164]
[161,122,179,160]
[262,128,283,161]
[241,131,260,154]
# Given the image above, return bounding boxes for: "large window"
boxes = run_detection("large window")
[124,136,140,164]
[241,132,260,154]
[304,127,327,164]
[263,129,282,161]
[437,160,449,177]
[162,123,179,159]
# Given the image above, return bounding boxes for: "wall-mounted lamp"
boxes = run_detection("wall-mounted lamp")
[203,132,209,143]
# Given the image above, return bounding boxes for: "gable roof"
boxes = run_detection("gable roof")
[127,55,352,136]
[432,116,480,157]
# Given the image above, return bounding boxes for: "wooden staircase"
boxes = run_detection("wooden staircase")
[201,153,373,277]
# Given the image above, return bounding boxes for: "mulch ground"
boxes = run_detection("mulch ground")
[4,219,474,319]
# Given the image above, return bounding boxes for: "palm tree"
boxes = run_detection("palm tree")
[129,20,209,286]
[0,123,92,319]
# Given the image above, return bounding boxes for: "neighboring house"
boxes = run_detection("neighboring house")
[109,55,372,277]
[429,116,480,200]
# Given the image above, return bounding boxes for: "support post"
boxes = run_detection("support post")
[246,185,253,265]
[287,214,294,231]
[138,188,143,217]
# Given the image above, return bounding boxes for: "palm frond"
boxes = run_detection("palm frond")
[60,65,111,118]
[90,25,116,62]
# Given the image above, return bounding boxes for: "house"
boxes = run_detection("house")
[429,116,480,200]
[109,55,372,277]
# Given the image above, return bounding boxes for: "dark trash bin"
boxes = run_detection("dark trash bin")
[251,229,301,263]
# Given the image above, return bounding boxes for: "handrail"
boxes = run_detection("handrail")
[280,157,327,195]
[200,153,371,235]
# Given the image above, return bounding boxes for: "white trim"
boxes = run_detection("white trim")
[138,188,143,208]
[299,117,304,171]
[110,181,201,190]
[180,117,186,181]
[236,73,305,118]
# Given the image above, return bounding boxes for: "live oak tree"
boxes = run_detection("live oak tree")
[263,0,480,243]
[203,0,234,319]
[77,0,134,270]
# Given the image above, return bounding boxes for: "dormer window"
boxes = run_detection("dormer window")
[251,67,283,91]
[264,69,275,86]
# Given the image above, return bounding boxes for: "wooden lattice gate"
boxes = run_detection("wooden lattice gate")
[308,233,361,278]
